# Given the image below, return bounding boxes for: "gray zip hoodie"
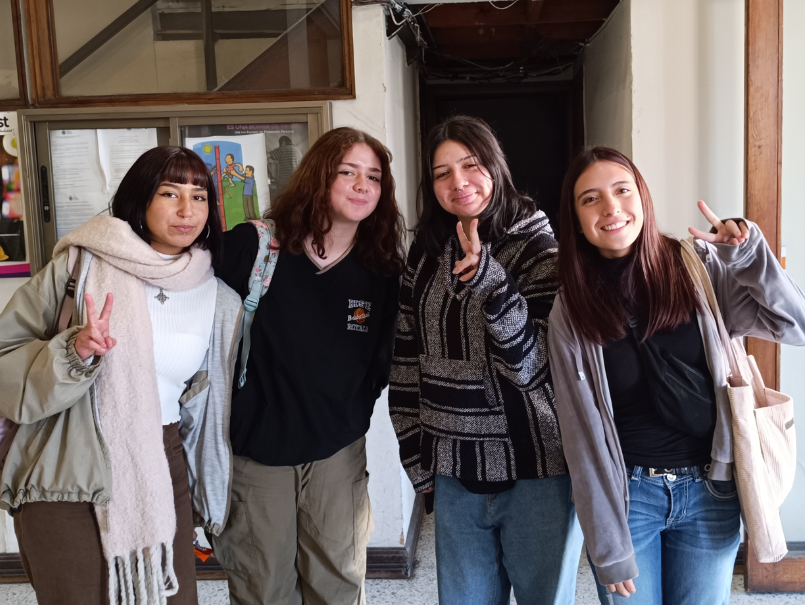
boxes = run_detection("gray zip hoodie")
[547,222,805,585]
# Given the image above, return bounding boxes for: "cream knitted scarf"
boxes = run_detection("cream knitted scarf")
[54,215,213,605]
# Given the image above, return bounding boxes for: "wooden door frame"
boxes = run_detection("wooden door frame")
[744,0,805,591]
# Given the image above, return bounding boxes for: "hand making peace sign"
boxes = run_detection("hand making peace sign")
[688,200,750,246]
[75,293,116,361]
[454,219,482,282]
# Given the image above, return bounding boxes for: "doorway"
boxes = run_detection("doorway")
[420,79,584,233]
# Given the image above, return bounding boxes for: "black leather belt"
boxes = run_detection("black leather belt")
[648,464,710,479]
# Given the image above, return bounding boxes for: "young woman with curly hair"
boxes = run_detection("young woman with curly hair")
[212,127,406,605]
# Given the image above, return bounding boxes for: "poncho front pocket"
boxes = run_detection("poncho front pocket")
[418,355,508,439]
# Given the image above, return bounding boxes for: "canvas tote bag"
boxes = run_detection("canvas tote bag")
[681,237,796,563]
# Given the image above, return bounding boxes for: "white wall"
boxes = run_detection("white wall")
[384,30,420,540]
[332,5,419,547]
[630,0,744,239]
[584,0,632,156]
[779,0,805,542]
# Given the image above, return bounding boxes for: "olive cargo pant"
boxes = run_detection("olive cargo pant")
[211,436,374,605]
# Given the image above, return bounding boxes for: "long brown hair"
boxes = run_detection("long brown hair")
[557,147,698,344]
[266,127,406,276]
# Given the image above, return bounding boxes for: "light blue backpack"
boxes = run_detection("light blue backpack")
[238,220,280,388]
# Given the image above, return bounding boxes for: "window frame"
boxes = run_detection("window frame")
[0,0,29,110]
[17,101,332,272]
[21,0,355,107]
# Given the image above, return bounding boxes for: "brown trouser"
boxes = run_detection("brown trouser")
[243,194,259,220]
[211,436,374,605]
[12,423,198,605]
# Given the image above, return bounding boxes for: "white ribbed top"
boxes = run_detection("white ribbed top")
[145,267,217,425]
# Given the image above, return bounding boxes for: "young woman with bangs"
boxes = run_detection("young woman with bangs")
[389,116,583,605]
[0,146,243,605]
[547,147,805,604]
[212,127,405,605]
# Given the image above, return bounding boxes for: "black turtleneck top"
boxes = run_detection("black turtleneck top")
[599,255,716,468]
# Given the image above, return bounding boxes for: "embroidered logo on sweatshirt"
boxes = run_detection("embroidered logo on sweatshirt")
[347,299,371,332]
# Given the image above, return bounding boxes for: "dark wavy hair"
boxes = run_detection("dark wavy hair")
[266,127,406,276]
[415,115,537,257]
[111,146,223,263]
[557,147,698,344]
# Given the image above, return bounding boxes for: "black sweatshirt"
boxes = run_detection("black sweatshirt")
[215,223,400,466]
[600,256,715,468]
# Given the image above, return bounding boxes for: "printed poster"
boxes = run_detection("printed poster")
[185,134,270,231]
[0,111,28,274]
[50,128,157,240]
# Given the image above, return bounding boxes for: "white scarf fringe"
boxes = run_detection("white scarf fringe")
[107,543,178,605]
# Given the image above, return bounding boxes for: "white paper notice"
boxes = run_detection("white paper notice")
[50,129,110,241]
[97,129,158,194]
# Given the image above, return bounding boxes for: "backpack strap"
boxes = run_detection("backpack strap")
[56,246,82,334]
[238,220,279,388]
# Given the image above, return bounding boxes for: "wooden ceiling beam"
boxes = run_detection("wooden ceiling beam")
[533,20,601,39]
[435,25,527,45]
[425,0,616,29]
[433,21,602,45]
[538,0,618,23]
[437,41,523,60]
[526,0,544,22]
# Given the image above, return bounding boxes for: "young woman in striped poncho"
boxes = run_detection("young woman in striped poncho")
[389,116,583,605]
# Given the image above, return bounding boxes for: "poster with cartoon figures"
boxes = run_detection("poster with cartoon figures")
[182,122,309,206]
[185,134,270,231]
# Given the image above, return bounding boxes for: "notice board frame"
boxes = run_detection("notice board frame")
[17,101,331,274]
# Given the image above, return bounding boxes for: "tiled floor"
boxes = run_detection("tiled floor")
[2,512,804,604]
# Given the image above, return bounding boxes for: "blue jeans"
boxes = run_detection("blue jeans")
[434,473,583,605]
[591,466,741,605]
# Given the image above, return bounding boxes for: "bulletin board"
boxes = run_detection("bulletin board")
[16,102,331,274]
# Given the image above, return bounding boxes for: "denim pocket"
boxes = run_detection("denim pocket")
[704,478,738,501]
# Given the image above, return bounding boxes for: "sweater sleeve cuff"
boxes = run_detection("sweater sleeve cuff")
[465,245,508,297]
[595,554,639,586]
[404,464,435,493]
[66,329,102,376]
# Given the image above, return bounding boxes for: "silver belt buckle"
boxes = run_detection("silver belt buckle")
[649,468,677,481]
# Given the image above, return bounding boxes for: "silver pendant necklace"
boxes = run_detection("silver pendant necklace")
[155,288,169,305]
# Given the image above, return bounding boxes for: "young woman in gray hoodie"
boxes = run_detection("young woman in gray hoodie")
[548,147,805,604]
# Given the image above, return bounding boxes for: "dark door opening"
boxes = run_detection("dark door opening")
[419,79,583,234]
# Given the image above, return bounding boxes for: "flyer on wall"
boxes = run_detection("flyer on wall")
[49,128,158,241]
[0,111,29,278]
[182,122,309,230]
[185,133,271,231]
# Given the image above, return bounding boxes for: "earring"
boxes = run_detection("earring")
[205,225,211,239]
